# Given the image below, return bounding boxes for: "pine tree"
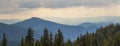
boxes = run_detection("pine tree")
[49,32,53,46]
[54,34,57,46]
[21,37,24,46]
[65,39,72,46]
[76,37,80,46]
[56,29,64,46]
[40,36,43,46]
[42,28,49,46]
[25,27,34,46]
[2,33,7,46]
[35,40,41,46]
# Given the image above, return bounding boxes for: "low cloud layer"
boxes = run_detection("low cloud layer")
[0,4,120,19]
[1,0,120,8]
[0,0,120,14]
[0,0,120,25]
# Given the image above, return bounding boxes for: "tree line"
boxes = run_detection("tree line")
[0,24,120,46]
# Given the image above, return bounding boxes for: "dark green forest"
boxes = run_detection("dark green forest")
[1,24,120,46]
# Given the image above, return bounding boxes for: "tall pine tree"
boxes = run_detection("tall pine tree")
[20,37,24,46]
[65,39,72,46]
[25,27,34,46]
[56,29,64,46]
[42,28,49,46]
[49,32,53,46]
[2,33,7,46]
[35,40,41,46]
[54,34,57,46]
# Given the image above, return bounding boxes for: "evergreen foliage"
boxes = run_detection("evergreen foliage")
[25,27,34,46]
[42,28,49,46]
[1,33,7,46]
[1,24,120,46]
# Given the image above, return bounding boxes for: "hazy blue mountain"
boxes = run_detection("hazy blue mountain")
[76,22,111,32]
[78,22,111,27]
[0,23,27,46]
[0,17,111,41]
[0,23,27,40]
[0,17,112,46]
[12,17,110,40]
[12,17,85,40]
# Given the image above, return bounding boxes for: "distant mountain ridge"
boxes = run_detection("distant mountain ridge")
[0,23,26,40]
[12,17,111,40]
[78,22,111,27]
[0,23,27,46]
[0,17,112,46]
[0,17,112,41]
[12,17,84,40]
[12,17,73,28]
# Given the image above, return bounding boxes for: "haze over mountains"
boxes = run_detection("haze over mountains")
[0,17,112,40]
[0,16,120,25]
[0,17,114,46]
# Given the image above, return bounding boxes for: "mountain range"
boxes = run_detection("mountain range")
[0,17,112,46]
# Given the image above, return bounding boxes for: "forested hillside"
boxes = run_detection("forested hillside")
[0,24,120,46]
[74,24,120,46]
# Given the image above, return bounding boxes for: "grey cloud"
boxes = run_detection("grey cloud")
[0,0,120,14]
[1,0,120,8]
[19,2,41,8]
[19,0,120,8]
[0,8,30,14]
[0,10,17,14]
[0,0,18,8]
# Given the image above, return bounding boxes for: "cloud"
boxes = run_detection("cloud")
[24,5,120,18]
[0,4,120,25]
[0,4,120,19]
[19,2,41,8]
[41,16,120,25]
[0,0,19,8]
[0,0,120,25]
[19,0,120,8]
[0,8,31,14]
[0,0,120,14]
[0,0,120,8]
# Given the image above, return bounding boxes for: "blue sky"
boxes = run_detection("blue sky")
[0,0,120,25]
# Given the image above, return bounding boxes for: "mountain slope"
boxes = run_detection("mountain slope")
[78,22,111,27]
[0,23,26,40]
[0,17,115,46]
[0,23,27,46]
[76,22,111,32]
[12,17,110,40]
[12,17,87,40]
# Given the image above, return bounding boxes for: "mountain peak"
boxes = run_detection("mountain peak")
[30,17,42,20]
[24,17,47,22]
[81,22,94,24]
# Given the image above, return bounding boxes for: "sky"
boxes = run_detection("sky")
[0,0,120,25]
